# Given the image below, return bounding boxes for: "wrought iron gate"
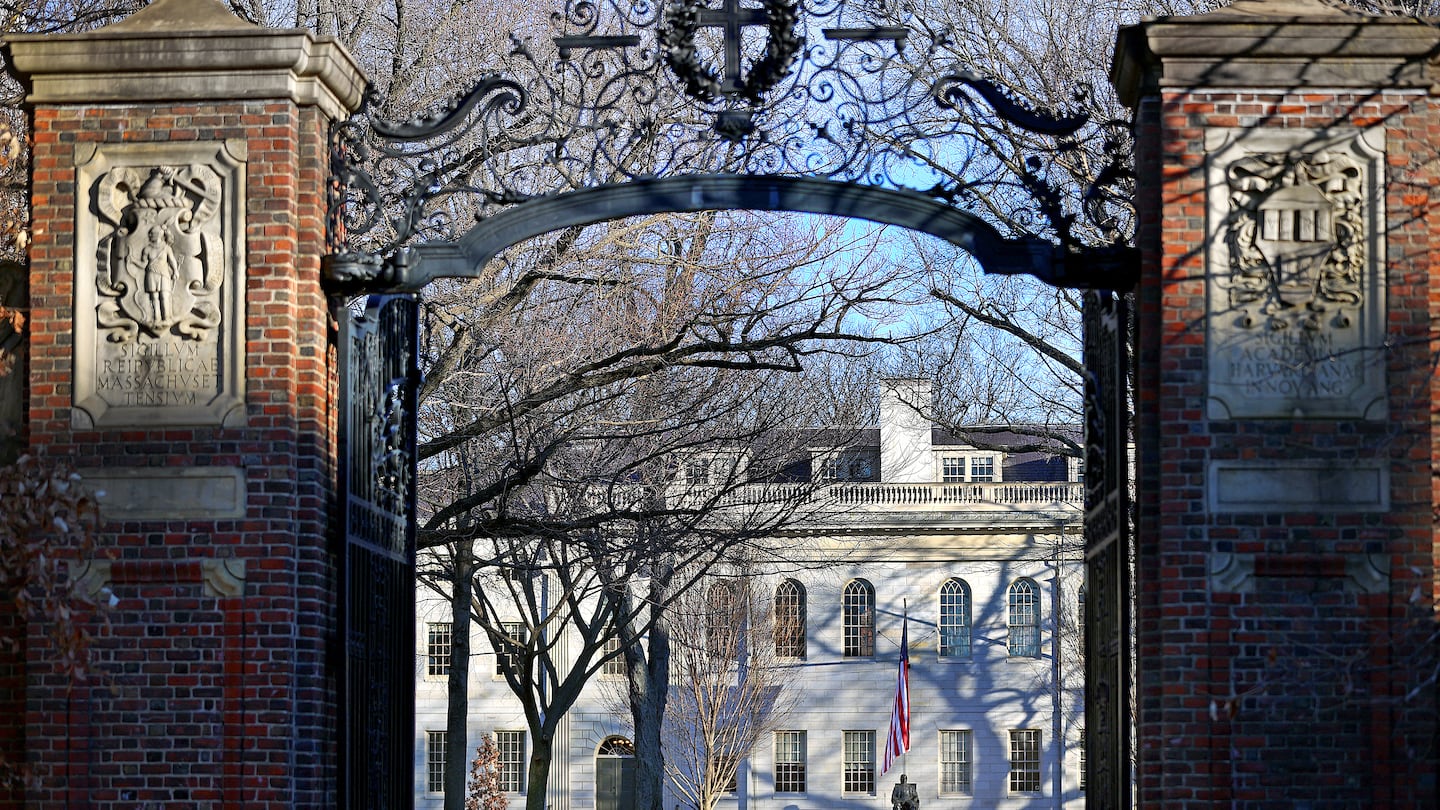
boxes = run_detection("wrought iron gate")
[1083,290,1131,810]
[323,1,1143,803]
[337,294,420,810]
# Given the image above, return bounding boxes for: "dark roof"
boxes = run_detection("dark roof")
[931,425,1082,450]
[745,424,1079,484]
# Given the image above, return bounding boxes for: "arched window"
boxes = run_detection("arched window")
[938,578,971,658]
[707,581,738,659]
[1008,578,1040,657]
[774,579,806,658]
[842,579,875,658]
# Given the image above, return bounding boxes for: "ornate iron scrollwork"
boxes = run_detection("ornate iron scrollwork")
[324,0,1133,290]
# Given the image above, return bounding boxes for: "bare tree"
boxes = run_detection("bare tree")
[867,0,1228,453]
[409,203,915,810]
[659,574,798,810]
[422,355,857,809]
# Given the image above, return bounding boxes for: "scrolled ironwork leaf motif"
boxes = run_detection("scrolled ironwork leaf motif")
[933,70,1089,138]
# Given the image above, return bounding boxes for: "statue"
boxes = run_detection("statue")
[140,225,178,324]
[891,773,919,810]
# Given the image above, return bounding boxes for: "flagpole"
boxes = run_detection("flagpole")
[901,599,907,777]
[884,598,911,781]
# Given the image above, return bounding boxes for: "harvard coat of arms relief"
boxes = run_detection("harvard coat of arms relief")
[1223,149,1366,332]
[1205,128,1385,421]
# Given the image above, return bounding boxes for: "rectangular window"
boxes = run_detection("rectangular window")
[426,730,446,793]
[941,456,965,483]
[708,753,739,794]
[1078,729,1086,790]
[970,455,995,482]
[427,622,452,677]
[496,730,526,793]
[685,459,711,485]
[940,730,972,794]
[774,731,806,793]
[496,622,526,675]
[842,730,875,795]
[601,634,627,677]
[1009,729,1042,793]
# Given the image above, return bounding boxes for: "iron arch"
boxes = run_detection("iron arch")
[379,175,1059,292]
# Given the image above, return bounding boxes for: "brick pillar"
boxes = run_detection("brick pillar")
[3,0,363,806]
[1114,1,1440,807]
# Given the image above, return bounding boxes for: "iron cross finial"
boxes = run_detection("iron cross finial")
[695,0,770,93]
[660,0,803,106]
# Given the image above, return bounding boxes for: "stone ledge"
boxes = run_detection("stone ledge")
[67,556,247,599]
[1209,550,1390,594]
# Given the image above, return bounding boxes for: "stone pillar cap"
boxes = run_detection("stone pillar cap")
[3,0,366,120]
[1111,0,1440,108]
[1207,0,1364,17]
[98,0,263,33]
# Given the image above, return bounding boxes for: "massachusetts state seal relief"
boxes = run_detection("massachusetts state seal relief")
[74,140,247,428]
[95,164,225,343]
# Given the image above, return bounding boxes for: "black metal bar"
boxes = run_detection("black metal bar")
[1083,290,1132,810]
[553,35,641,58]
[821,27,908,42]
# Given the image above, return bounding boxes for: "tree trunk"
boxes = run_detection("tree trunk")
[525,732,555,810]
[444,540,474,810]
[630,612,671,810]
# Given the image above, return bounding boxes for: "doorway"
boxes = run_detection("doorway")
[595,736,636,810]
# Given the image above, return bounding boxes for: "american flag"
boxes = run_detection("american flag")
[881,614,910,775]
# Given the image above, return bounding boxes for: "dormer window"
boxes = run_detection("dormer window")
[817,452,874,482]
[685,460,711,486]
[940,453,1001,483]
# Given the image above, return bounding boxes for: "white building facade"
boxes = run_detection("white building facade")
[416,383,1086,809]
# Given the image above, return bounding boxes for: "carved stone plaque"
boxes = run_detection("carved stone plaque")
[74,141,246,427]
[1206,129,1385,420]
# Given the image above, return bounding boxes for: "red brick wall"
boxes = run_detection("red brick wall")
[0,608,22,805]
[1133,90,1440,808]
[22,99,339,809]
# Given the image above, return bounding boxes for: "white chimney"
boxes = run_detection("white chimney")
[880,378,933,483]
